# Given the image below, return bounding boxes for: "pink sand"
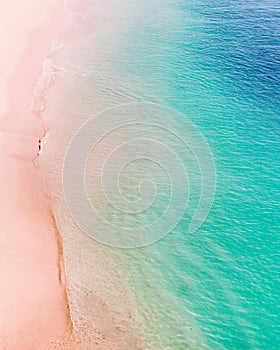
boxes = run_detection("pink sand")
[0,0,73,348]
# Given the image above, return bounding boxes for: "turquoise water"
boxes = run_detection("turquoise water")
[110,0,280,348]
[53,0,279,348]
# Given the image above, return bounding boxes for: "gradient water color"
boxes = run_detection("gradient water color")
[42,0,279,348]
[112,1,280,349]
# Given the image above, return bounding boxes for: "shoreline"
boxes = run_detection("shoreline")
[37,1,147,348]
[0,1,139,348]
[0,0,74,348]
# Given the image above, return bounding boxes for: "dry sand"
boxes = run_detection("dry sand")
[0,0,73,348]
[0,1,145,348]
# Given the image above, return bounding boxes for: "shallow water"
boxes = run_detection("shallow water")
[41,0,279,348]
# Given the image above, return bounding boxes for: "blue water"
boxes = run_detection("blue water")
[110,0,280,348]
[55,0,280,348]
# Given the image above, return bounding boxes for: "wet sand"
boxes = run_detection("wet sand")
[0,0,73,348]
[0,1,146,348]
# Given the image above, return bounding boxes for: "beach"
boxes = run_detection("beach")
[0,1,143,348]
[0,0,73,348]
[1,0,279,348]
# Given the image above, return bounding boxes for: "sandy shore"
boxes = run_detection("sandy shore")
[0,0,73,348]
[0,1,146,348]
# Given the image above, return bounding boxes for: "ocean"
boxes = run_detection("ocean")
[40,0,280,348]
